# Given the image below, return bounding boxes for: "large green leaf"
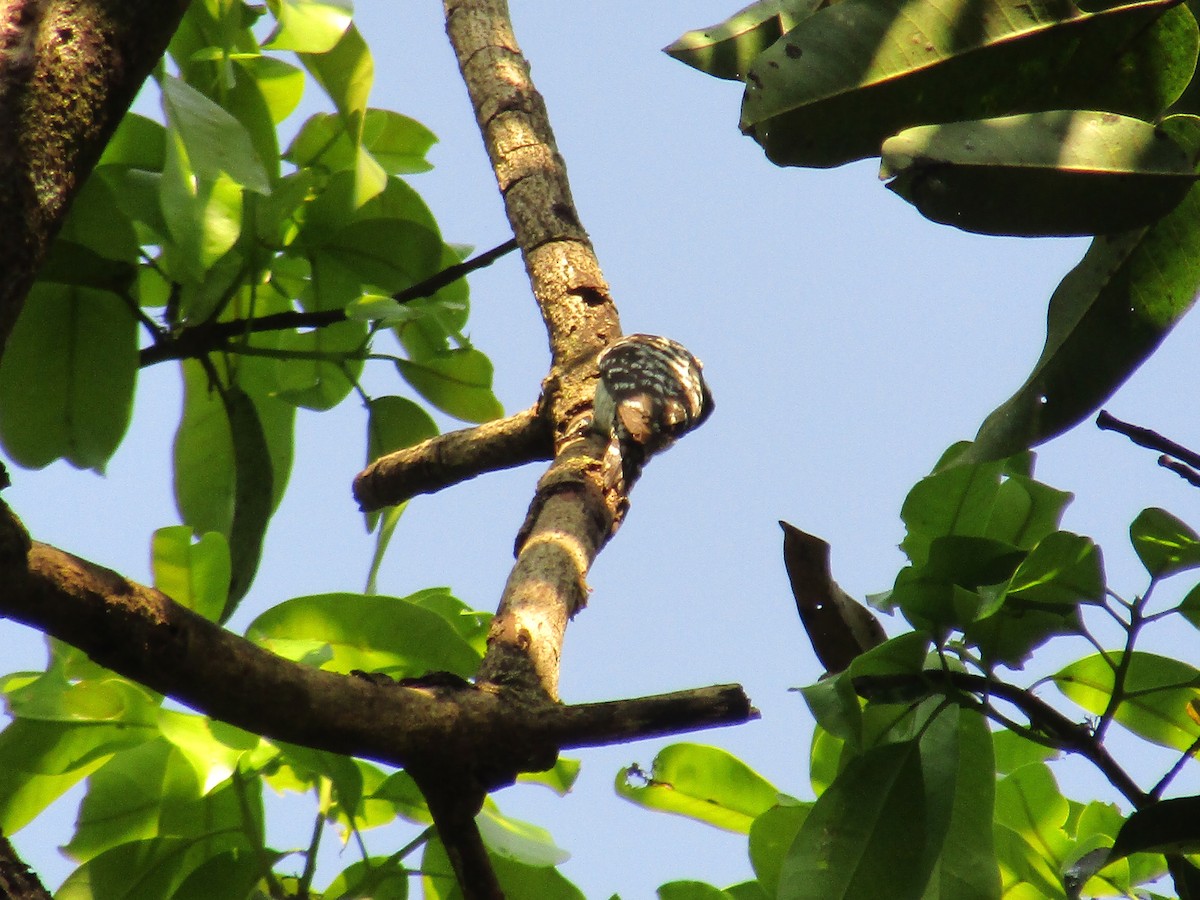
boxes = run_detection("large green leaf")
[0,720,155,832]
[173,356,294,537]
[740,0,1195,167]
[665,0,821,82]
[778,739,929,898]
[0,283,137,472]
[881,111,1199,236]
[244,591,482,679]
[1053,652,1200,750]
[616,743,782,834]
[395,349,504,424]
[63,739,205,864]
[918,707,1002,900]
[966,114,1200,461]
[160,75,270,194]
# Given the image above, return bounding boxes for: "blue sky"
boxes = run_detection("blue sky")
[5,3,1200,897]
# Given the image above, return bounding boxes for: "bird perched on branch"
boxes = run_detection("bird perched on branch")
[592,333,714,490]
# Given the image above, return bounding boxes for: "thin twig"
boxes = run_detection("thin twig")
[854,671,1149,807]
[1151,731,1200,800]
[138,238,519,367]
[1098,410,1200,470]
[1159,455,1200,488]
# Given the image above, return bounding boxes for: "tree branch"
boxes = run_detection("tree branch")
[0,832,51,900]
[0,0,191,357]
[138,238,520,368]
[854,671,1149,807]
[1099,408,1200,480]
[354,405,552,510]
[444,0,623,702]
[0,512,754,781]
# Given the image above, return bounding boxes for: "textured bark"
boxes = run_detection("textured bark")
[354,405,553,510]
[0,833,50,900]
[0,0,190,357]
[444,0,624,703]
[0,505,755,792]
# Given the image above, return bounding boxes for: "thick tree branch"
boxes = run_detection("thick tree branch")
[354,405,552,510]
[444,0,623,702]
[0,514,754,786]
[0,0,190,357]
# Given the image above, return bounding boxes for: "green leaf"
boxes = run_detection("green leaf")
[326,856,411,900]
[300,22,373,119]
[658,883,738,900]
[749,802,811,896]
[1005,532,1104,607]
[1130,507,1200,577]
[1054,652,1200,750]
[151,526,231,622]
[1177,580,1200,629]
[900,459,1008,566]
[1111,796,1200,860]
[396,349,504,423]
[967,114,1200,461]
[993,763,1072,898]
[56,833,254,900]
[740,0,1194,168]
[160,75,270,194]
[0,720,155,832]
[288,108,437,175]
[801,670,864,746]
[218,382,275,615]
[273,319,367,410]
[881,111,1198,236]
[367,395,439,462]
[244,591,483,679]
[156,710,262,794]
[173,358,294,565]
[665,0,821,82]
[809,724,844,796]
[992,731,1056,776]
[616,743,781,834]
[264,0,352,52]
[0,283,137,471]
[64,739,205,863]
[244,55,306,125]
[160,142,243,282]
[778,739,929,898]
[919,707,1001,900]
[3,672,158,724]
[98,112,166,170]
[516,757,582,796]
[477,801,570,866]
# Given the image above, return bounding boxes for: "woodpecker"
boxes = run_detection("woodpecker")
[592,333,714,490]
